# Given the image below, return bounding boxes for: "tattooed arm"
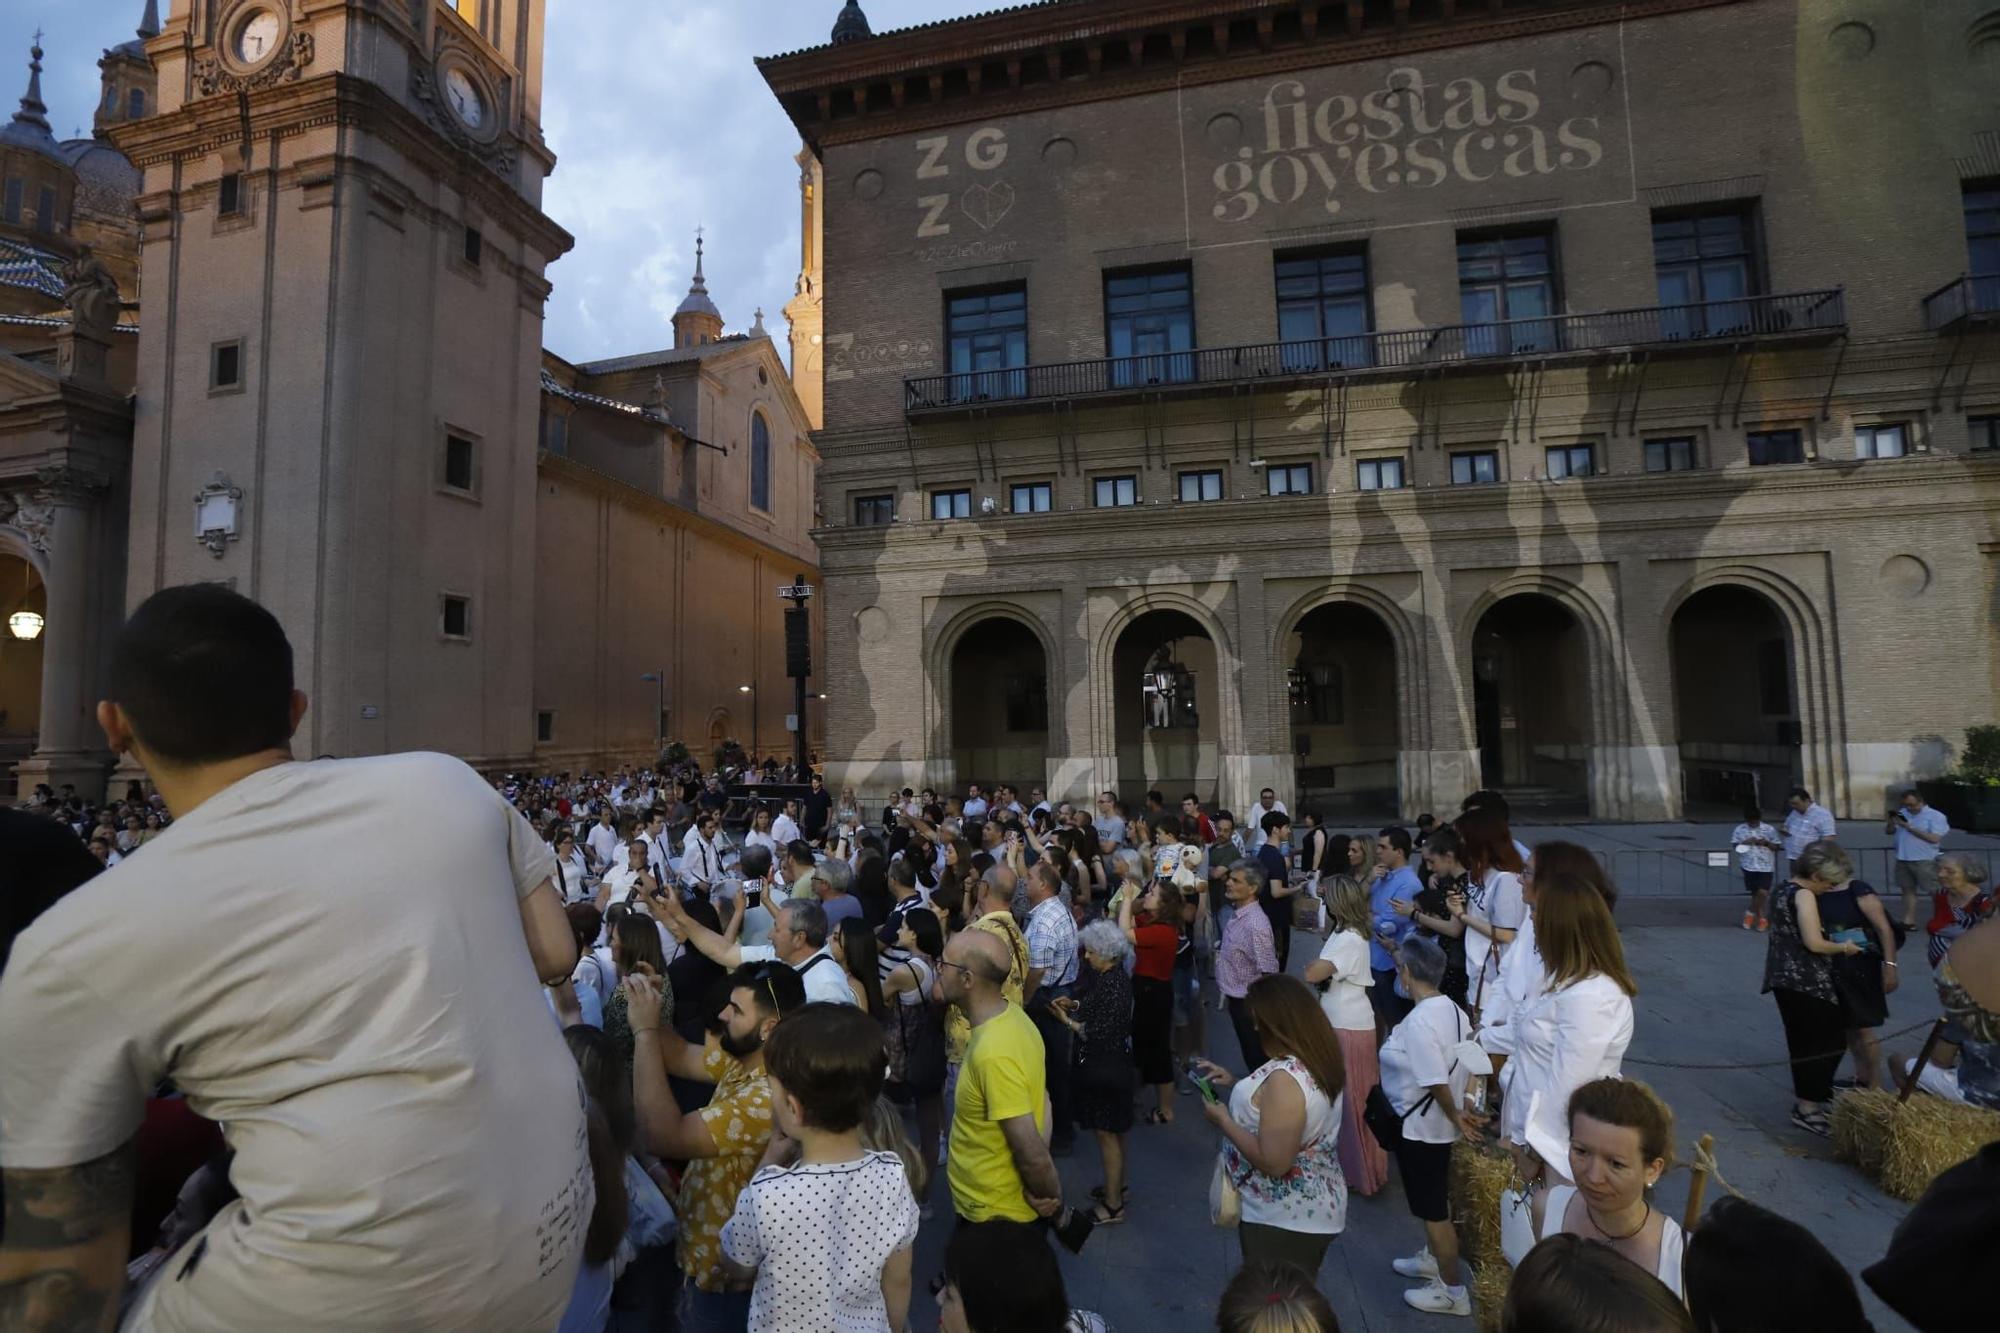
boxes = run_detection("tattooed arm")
[0,1138,136,1332]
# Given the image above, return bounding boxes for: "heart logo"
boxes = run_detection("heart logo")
[960,181,1015,231]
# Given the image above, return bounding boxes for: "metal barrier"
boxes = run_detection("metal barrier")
[1596,845,1901,898]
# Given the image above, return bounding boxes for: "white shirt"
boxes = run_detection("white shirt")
[741,943,858,1006]
[771,812,802,846]
[1540,1185,1685,1297]
[1380,994,1475,1144]
[1892,805,1948,862]
[745,830,780,858]
[1464,869,1526,1003]
[1731,822,1781,876]
[553,848,591,903]
[638,830,669,880]
[1501,973,1635,1174]
[1783,803,1837,860]
[720,1151,920,1333]
[1245,799,1287,850]
[681,829,723,888]
[1315,930,1375,1031]
[585,822,620,870]
[1477,910,1546,1054]
[0,754,588,1330]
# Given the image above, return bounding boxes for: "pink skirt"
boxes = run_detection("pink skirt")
[1334,1026,1390,1197]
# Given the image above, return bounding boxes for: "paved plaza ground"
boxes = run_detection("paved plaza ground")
[902,821,2000,1331]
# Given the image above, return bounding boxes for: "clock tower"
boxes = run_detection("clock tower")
[110,1,572,766]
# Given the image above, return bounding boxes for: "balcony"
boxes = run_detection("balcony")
[1922,274,2000,330]
[905,289,1846,415]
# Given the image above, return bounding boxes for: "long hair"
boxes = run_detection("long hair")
[612,912,666,978]
[1348,833,1377,882]
[1217,1260,1338,1333]
[1532,840,1620,911]
[1535,873,1637,996]
[579,1099,630,1267]
[836,917,886,1014]
[1245,974,1344,1101]
[1324,874,1371,937]
[859,1092,929,1199]
[1456,806,1525,879]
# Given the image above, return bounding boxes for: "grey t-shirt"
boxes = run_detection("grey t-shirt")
[0,753,591,1331]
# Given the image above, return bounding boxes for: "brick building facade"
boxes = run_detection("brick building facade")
[761,0,2000,819]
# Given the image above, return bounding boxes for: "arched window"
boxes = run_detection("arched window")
[749,413,771,511]
[127,88,146,119]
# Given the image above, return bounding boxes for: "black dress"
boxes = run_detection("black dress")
[1071,966,1136,1134]
[1414,874,1469,1005]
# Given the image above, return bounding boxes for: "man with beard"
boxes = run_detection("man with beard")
[624,962,805,1331]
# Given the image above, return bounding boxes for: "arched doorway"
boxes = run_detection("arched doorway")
[1288,602,1400,815]
[1113,609,1217,804]
[949,617,1050,795]
[1471,594,1591,807]
[1670,585,1801,815]
[0,551,46,796]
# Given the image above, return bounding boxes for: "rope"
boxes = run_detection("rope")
[1618,1017,1937,1071]
[1684,1135,1741,1202]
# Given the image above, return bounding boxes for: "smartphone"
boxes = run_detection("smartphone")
[1192,1072,1220,1104]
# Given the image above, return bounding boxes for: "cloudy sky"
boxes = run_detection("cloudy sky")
[10,0,993,364]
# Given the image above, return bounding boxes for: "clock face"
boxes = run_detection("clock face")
[235,10,282,64]
[443,68,486,129]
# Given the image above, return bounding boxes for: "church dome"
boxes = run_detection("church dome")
[1,40,61,164]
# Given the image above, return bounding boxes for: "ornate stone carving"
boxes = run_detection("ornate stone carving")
[9,495,55,554]
[411,61,517,178]
[35,465,111,506]
[61,246,122,341]
[194,31,314,97]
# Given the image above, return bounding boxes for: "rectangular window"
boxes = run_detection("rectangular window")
[852,493,895,526]
[1104,265,1194,386]
[1544,443,1596,479]
[1967,184,2000,277]
[1450,450,1501,485]
[1457,229,1558,357]
[1,179,20,223]
[1356,457,1406,491]
[1009,482,1052,513]
[462,224,483,267]
[1266,463,1313,496]
[1970,415,2000,451]
[1643,437,1697,473]
[945,285,1027,401]
[929,489,972,520]
[1747,429,1804,466]
[441,595,471,640]
[1275,248,1372,372]
[1652,205,1760,337]
[34,186,54,233]
[210,340,243,391]
[219,172,244,217]
[535,710,555,744]
[1093,476,1138,508]
[1855,423,1908,459]
[1178,469,1223,503]
[443,433,476,492]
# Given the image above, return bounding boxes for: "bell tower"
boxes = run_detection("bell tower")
[782,145,825,430]
[94,0,160,135]
[109,1,574,765]
[672,232,725,349]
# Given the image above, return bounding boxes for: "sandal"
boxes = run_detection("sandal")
[1091,1202,1126,1226]
[1790,1104,1832,1138]
[1088,1184,1127,1205]
[1143,1109,1173,1125]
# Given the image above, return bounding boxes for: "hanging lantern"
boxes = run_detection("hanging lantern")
[8,609,43,640]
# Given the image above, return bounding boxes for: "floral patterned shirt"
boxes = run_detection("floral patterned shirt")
[1221,1055,1347,1235]
[679,1045,774,1292]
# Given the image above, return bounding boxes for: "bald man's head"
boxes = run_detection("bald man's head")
[951,927,1013,986]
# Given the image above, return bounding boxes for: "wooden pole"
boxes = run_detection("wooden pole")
[1682,1133,1715,1232]
[1898,1018,1950,1105]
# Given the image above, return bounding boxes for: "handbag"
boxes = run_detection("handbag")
[1208,1155,1243,1228]
[1364,1007,1464,1152]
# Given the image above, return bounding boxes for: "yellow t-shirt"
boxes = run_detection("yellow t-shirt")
[945,911,1028,1064]
[947,1002,1046,1223]
[679,1045,774,1292]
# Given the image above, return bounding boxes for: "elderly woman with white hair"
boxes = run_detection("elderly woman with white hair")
[1058,918,1138,1225]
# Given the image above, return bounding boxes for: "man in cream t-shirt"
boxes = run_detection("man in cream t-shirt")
[0,585,589,1331]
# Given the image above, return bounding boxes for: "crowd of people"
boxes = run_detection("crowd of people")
[2,583,1997,1333]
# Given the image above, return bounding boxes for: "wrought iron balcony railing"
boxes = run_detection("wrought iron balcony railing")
[1922,274,2000,330]
[905,288,1846,414]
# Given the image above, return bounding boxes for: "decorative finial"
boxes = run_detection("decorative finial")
[751,307,767,336]
[12,31,51,136]
[138,1,162,41]
[831,1,873,45]
[694,227,705,280]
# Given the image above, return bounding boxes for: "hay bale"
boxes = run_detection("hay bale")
[1830,1086,2000,1201]
[1830,1088,1895,1177]
[1450,1140,1519,1271]
[1468,1258,1511,1333]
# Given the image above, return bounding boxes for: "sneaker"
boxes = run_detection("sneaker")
[1757,917,1770,932]
[1741,911,1756,930]
[1393,1247,1440,1280]
[1403,1280,1471,1316]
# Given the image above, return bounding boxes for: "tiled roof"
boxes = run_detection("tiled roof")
[539,368,670,424]
[759,0,1065,62]
[0,237,67,300]
[0,312,138,333]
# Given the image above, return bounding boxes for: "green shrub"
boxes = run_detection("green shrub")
[1956,725,2000,785]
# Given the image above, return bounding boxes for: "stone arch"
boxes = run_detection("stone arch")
[924,599,1059,792]
[1269,583,1427,750]
[1269,584,1424,815]
[1090,588,1242,765]
[1662,565,1846,814]
[0,525,49,580]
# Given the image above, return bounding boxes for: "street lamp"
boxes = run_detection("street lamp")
[639,671,665,759]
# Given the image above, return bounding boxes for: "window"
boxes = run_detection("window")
[1747,429,1804,466]
[1093,475,1138,508]
[1450,450,1501,485]
[945,285,1027,401]
[127,88,146,119]
[462,224,483,267]
[538,404,568,455]
[1457,230,1558,356]
[853,493,895,526]
[749,413,771,510]
[929,488,971,520]
[1266,463,1313,496]
[1104,265,1194,386]
[33,186,54,233]
[1971,415,2000,452]
[1009,482,1052,513]
[1652,206,1759,337]
[535,710,555,744]
[1178,469,1223,503]
[1544,443,1596,479]
[441,595,472,640]
[1293,662,1344,725]
[442,433,476,493]
[1356,456,1406,491]
[210,340,243,391]
[1,179,19,223]
[219,173,244,217]
[1854,423,1908,459]
[1643,437,1697,473]
[1275,248,1372,371]
[1967,184,2000,277]
[1004,673,1048,732]
[1757,640,1792,716]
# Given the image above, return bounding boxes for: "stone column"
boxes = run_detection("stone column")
[14,466,114,799]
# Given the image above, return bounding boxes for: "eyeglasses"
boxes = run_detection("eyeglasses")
[747,963,790,1017]
[935,958,974,979]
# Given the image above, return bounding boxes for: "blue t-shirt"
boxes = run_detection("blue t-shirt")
[1372,865,1421,973]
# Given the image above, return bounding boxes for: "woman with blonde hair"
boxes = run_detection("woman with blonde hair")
[1304,874,1387,1196]
[1216,1261,1338,1333]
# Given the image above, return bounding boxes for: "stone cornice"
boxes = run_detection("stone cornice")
[759,0,1746,150]
[538,452,822,572]
[107,73,573,263]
